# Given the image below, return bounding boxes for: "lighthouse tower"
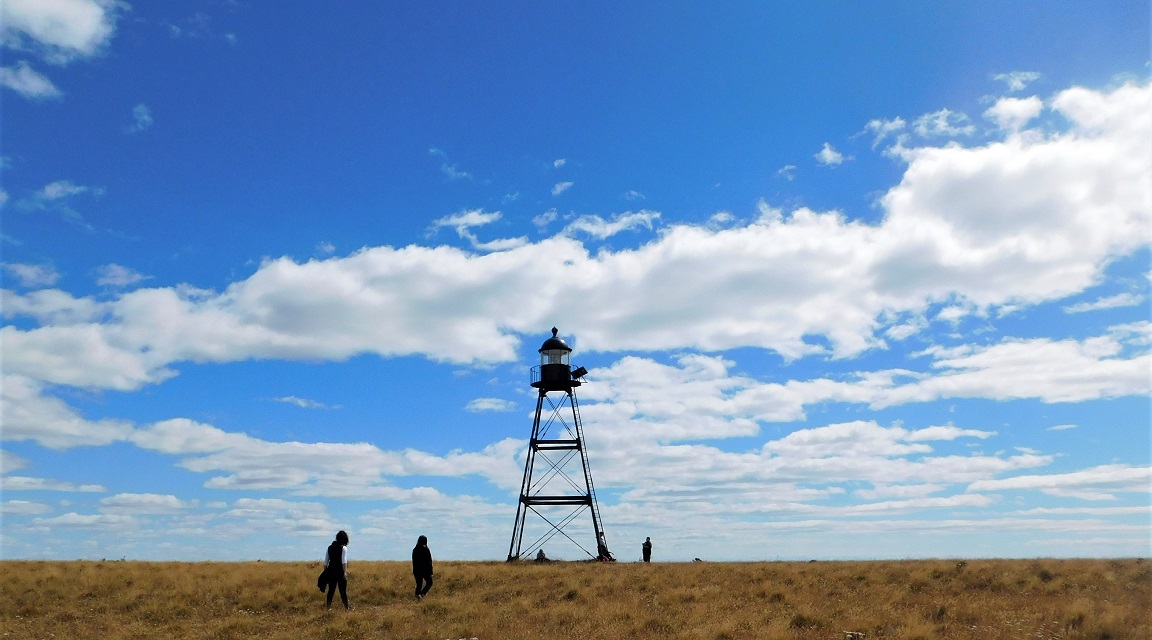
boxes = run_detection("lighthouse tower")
[507,328,606,561]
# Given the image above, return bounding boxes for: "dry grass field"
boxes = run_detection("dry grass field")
[1,558,1148,639]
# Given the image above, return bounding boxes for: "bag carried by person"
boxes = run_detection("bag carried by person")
[317,567,328,592]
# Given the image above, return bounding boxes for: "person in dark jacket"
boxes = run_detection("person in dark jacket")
[322,530,351,609]
[642,536,652,562]
[411,534,433,599]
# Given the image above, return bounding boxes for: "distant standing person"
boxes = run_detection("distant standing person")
[412,535,434,599]
[322,530,351,609]
[642,536,652,562]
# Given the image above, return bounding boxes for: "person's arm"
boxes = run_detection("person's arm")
[341,546,348,574]
[324,549,330,568]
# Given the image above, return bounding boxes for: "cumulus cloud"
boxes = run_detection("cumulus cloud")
[913,108,975,137]
[575,324,1148,448]
[441,163,471,180]
[1,375,135,448]
[0,61,62,99]
[553,158,566,168]
[814,142,845,166]
[95,263,147,288]
[429,208,527,251]
[2,262,60,288]
[1064,292,1146,313]
[551,181,574,196]
[465,397,517,412]
[1,499,52,515]
[34,512,136,529]
[18,179,104,227]
[2,83,1149,393]
[0,0,122,62]
[1,476,105,492]
[272,395,332,409]
[99,493,194,515]
[993,71,1042,92]
[124,103,153,134]
[968,464,1151,501]
[864,117,906,148]
[984,96,1044,132]
[561,210,660,239]
[776,164,796,180]
[0,450,30,474]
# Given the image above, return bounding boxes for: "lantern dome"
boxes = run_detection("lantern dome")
[538,327,571,353]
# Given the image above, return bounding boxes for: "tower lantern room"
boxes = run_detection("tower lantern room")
[532,327,583,391]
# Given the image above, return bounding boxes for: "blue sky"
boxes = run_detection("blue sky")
[1,1,1149,562]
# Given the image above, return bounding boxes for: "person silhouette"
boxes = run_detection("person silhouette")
[412,535,434,598]
[322,530,350,609]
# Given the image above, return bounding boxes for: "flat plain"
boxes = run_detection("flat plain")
[1,558,1148,639]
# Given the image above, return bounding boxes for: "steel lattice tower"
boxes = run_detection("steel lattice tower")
[507,328,606,561]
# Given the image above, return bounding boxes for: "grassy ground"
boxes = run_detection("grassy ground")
[1,558,1148,639]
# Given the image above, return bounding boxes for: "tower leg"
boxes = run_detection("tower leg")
[507,391,545,561]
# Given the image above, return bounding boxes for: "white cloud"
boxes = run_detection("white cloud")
[983,96,1043,132]
[441,163,471,180]
[0,0,121,61]
[0,82,1146,396]
[124,103,153,133]
[814,142,845,166]
[967,464,1152,501]
[95,263,147,288]
[776,164,796,180]
[34,513,136,529]
[465,397,517,412]
[18,179,103,227]
[553,158,566,168]
[99,493,194,515]
[1,288,104,324]
[882,323,1151,405]
[1,500,52,515]
[1,375,136,448]
[993,71,1042,92]
[122,418,526,496]
[0,450,30,474]
[0,61,62,99]
[532,209,558,229]
[552,181,574,196]
[864,117,906,148]
[1016,506,1149,516]
[272,395,331,409]
[913,108,975,137]
[1046,424,1077,431]
[624,189,645,200]
[39,180,89,200]
[1064,292,1146,313]
[2,262,60,287]
[430,208,527,252]
[561,210,660,239]
[1,476,105,492]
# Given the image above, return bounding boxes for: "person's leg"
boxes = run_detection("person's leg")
[419,575,433,597]
[338,577,349,608]
[414,575,422,598]
[326,580,336,607]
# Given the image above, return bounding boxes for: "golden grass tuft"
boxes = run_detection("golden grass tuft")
[0,558,1148,639]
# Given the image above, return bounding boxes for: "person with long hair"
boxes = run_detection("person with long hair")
[411,534,433,599]
[322,530,351,609]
